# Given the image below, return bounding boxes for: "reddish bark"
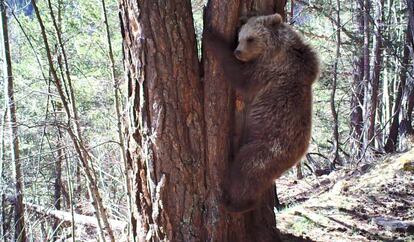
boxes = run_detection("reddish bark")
[120,1,205,240]
[203,1,284,241]
[120,1,286,241]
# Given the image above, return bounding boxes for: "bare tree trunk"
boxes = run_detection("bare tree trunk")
[404,29,414,136]
[1,108,8,240]
[60,124,76,242]
[367,0,384,148]
[50,8,63,234]
[52,131,63,241]
[361,0,371,153]
[119,1,206,241]
[0,195,6,241]
[1,2,27,241]
[406,86,414,135]
[120,0,285,241]
[407,0,414,39]
[385,29,410,153]
[404,0,414,137]
[331,0,341,165]
[350,0,365,160]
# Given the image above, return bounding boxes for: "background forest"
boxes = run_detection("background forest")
[1,0,413,241]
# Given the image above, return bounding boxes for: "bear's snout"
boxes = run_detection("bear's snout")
[234,49,242,58]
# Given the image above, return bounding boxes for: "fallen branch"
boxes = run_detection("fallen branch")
[25,202,127,231]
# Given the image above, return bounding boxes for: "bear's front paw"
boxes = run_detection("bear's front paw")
[203,29,231,53]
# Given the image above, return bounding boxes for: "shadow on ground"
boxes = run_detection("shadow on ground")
[281,232,315,242]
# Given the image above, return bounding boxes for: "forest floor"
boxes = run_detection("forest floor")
[276,149,414,242]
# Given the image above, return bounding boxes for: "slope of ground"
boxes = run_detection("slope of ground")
[277,149,414,242]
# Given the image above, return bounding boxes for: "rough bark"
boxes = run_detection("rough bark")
[120,0,286,241]
[119,1,205,241]
[202,1,241,239]
[1,2,27,241]
[203,1,284,241]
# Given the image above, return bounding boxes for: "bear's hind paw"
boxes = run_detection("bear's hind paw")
[221,192,258,213]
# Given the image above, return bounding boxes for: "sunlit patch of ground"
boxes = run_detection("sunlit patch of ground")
[277,150,414,242]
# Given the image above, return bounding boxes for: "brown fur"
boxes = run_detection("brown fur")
[204,13,319,213]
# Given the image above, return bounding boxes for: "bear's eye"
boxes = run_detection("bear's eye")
[246,37,255,43]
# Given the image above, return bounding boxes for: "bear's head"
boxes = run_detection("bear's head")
[234,13,284,62]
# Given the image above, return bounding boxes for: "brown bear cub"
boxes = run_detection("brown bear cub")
[204,13,319,213]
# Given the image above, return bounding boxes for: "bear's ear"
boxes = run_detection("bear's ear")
[261,13,283,27]
[238,11,260,27]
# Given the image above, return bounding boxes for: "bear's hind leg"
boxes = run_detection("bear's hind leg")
[222,141,277,213]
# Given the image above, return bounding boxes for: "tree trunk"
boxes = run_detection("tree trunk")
[52,128,64,241]
[350,0,365,160]
[407,0,414,39]
[1,104,8,240]
[405,28,414,136]
[120,1,206,240]
[1,2,27,241]
[203,1,284,241]
[119,0,285,241]
[367,0,383,147]
[331,0,341,165]
[361,0,371,153]
[384,29,410,153]
[404,0,414,137]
